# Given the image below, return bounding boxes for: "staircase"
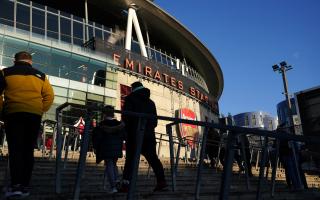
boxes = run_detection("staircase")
[0,150,320,200]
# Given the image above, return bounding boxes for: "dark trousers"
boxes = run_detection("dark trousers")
[4,112,41,186]
[123,140,165,183]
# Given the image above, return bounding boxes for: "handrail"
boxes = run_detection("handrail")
[53,102,320,200]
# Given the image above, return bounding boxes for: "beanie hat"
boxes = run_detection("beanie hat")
[131,81,144,92]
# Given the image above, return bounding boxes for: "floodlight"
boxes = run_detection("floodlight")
[272,64,279,71]
[280,61,287,67]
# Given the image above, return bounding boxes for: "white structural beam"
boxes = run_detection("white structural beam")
[125,6,148,58]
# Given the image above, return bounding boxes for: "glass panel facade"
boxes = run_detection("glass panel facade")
[70,54,89,83]
[61,17,71,43]
[32,8,45,36]
[50,48,71,78]
[0,0,14,26]
[73,20,84,46]
[47,13,58,40]
[16,3,30,31]
[3,36,28,58]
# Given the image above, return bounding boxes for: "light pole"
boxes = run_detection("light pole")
[272,61,303,188]
[272,61,294,131]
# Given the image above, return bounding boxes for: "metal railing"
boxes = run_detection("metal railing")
[51,102,320,200]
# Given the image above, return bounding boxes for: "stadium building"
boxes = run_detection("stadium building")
[0,0,223,156]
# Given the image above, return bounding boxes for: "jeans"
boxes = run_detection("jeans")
[104,158,119,188]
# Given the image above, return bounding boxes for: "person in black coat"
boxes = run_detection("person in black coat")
[92,105,125,193]
[121,81,167,192]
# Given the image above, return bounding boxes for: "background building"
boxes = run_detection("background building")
[233,111,278,131]
[0,0,224,157]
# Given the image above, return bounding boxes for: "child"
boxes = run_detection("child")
[92,106,125,193]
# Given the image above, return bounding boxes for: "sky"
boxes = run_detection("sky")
[156,0,320,117]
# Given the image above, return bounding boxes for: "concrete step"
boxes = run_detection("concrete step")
[0,153,319,200]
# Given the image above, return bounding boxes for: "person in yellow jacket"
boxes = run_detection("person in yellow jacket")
[0,51,54,199]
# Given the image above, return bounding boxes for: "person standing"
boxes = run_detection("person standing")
[92,106,125,193]
[0,51,54,198]
[121,81,167,192]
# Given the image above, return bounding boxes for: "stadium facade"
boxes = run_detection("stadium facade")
[0,0,223,156]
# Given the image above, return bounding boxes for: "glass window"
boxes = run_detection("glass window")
[3,36,29,58]
[61,17,71,43]
[155,50,161,63]
[244,116,249,126]
[103,31,110,41]
[95,27,102,40]
[29,42,50,65]
[161,54,168,66]
[32,8,45,36]
[88,59,106,84]
[52,86,68,97]
[252,115,256,126]
[16,3,30,31]
[88,22,94,39]
[2,56,14,67]
[70,54,89,83]
[73,20,84,46]
[131,41,140,54]
[68,89,86,100]
[47,13,58,40]
[50,48,71,78]
[0,0,14,26]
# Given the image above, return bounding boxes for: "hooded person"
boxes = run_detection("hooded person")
[120,81,167,192]
[92,105,125,193]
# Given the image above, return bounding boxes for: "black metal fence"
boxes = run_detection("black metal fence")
[1,102,320,200]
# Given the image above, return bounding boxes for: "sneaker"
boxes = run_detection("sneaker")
[153,181,168,192]
[21,186,30,198]
[5,185,23,199]
[108,187,118,194]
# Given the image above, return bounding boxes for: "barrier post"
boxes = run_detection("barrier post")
[219,132,237,200]
[195,126,209,200]
[73,110,92,200]
[239,134,251,190]
[256,136,269,200]
[127,117,146,200]
[166,124,176,192]
[271,139,280,197]
[55,111,63,194]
